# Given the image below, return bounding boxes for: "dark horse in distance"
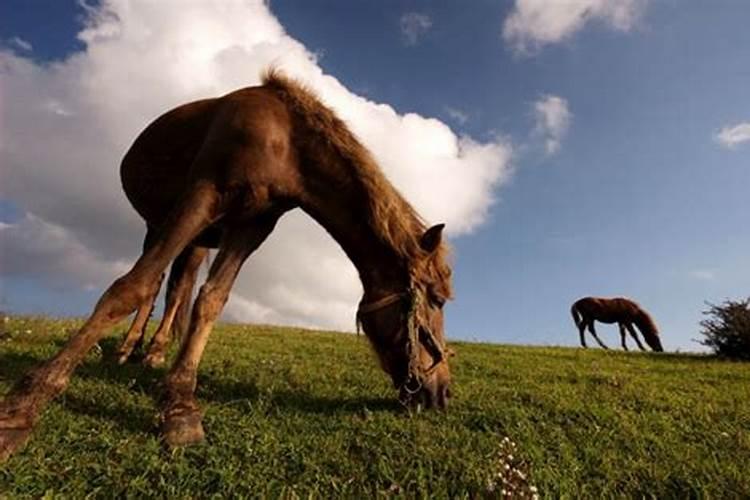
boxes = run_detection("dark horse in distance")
[571,297,664,352]
[0,71,454,461]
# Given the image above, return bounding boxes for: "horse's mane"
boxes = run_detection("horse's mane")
[633,307,659,336]
[262,69,452,297]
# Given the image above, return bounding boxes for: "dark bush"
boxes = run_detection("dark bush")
[699,297,750,360]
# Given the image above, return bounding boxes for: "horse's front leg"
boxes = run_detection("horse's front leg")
[625,323,646,351]
[619,323,629,351]
[161,214,278,447]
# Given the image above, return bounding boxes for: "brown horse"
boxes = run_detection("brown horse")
[571,297,663,352]
[0,70,453,461]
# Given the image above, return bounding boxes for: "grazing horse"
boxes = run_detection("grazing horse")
[0,70,453,461]
[571,297,663,352]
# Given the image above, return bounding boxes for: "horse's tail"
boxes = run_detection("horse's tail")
[634,308,663,352]
[571,303,584,330]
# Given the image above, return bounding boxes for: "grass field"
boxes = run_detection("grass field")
[1,315,749,498]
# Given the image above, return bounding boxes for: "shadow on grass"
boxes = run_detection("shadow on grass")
[0,336,400,436]
[0,351,44,385]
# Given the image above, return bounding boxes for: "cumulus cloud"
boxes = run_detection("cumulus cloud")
[445,106,469,125]
[0,0,512,331]
[503,0,648,55]
[400,12,433,46]
[532,94,572,155]
[714,122,750,149]
[0,215,131,290]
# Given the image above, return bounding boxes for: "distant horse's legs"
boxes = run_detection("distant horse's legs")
[618,323,629,351]
[587,321,609,349]
[143,245,208,368]
[578,321,588,348]
[161,214,279,447]
[625,323,646,351]
[116,228,164,364]
[0,185,219,462]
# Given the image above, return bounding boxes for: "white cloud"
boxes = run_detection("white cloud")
[8,36,33,52]
[0,215,131,290]
[0,0,512,332]
[503,0,648,55]
[532,94,572,155]
[714,122,750,149]
[690,270,716,281]
[400,12,433,46]
[445,106,469,125]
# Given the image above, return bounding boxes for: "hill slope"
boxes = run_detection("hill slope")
[1,316,748,497]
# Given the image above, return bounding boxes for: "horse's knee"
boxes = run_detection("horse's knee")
[192,283,227,321]
[98,274,155,319]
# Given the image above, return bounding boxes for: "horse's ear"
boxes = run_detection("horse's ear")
[420,224,445,253]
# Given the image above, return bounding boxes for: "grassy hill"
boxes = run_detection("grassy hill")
[1,316,748,498]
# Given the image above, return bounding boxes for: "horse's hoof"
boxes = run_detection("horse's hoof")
[0,426,33,463]
[162,408,205,448]
[143,353,166,368]
[115,345,137,365]
[116,352,131,365]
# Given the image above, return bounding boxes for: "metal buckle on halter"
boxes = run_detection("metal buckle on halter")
[402,373,423,395]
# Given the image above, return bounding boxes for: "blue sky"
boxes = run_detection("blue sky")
[1,1,749,351]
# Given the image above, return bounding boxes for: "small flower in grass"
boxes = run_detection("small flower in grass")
[484,436,538,499]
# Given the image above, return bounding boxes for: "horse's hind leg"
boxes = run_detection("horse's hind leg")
[143,245,208,368]
[0,184,219,462]
[116,228,164,364]
[619,323,629,351]
[625,323,646,351]
[161,213,279,448]
[578,322,588,348]
[587,321,609,349]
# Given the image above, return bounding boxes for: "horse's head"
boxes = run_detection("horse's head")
[635,311,664,352]
[643,332,664,352]
[357,224,453,409]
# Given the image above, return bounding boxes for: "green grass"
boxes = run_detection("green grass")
[1,316,749,498]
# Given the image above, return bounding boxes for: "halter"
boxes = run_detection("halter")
[356,286,447,398]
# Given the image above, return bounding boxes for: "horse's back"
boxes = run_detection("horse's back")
[120,85,297,227]
[573,296,639,323]
[120,96,221,222]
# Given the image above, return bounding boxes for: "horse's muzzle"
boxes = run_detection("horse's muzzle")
[399,380,451,410]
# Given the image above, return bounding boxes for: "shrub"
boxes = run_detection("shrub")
[699,297,750,360]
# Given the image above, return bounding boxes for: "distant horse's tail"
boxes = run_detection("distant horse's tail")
[571,303,584,330]
[634,309,663,352]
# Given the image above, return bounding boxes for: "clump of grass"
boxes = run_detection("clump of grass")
[485,436,538,499]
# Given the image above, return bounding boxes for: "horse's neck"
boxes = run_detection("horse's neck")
[298,160,410,299]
